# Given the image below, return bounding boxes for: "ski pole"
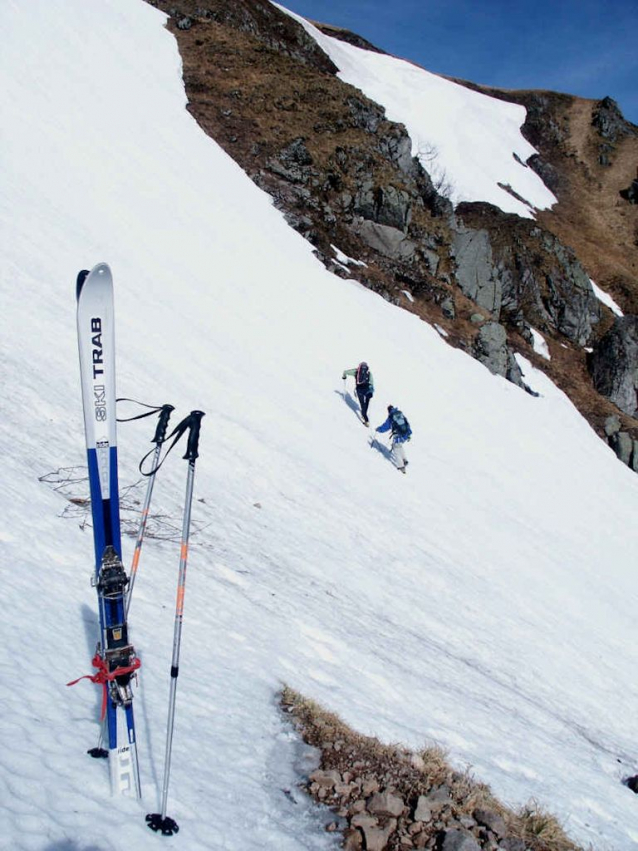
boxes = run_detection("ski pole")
[146,410,205,837]
[125,404,174,617]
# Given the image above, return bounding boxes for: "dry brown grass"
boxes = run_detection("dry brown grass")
[282,685,586,851]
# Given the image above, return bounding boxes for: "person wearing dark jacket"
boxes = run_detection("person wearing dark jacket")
[376,405,412,472]
[342,362,374,425]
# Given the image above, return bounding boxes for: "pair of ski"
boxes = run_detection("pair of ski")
[73,263,203,833]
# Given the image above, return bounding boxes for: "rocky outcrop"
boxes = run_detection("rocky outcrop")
[472,323,522,385]
[451,226,501,317]
[604,416,638,472]
[453,204,601,348]
[589,316,638,417]
[620,173,638,204]
[308,768,527,851]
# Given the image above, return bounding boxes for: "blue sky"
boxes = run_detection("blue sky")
[285,0,638,126]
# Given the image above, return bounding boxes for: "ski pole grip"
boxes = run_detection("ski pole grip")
[184,411,205,461]
[153,404,175,445]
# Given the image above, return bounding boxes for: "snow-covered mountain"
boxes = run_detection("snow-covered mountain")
[1,2,638,850]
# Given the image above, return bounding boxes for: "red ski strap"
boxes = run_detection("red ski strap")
[67,654,141,720]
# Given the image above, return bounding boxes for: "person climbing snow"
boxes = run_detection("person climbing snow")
[376,405,412,472]
[342,362,374,425]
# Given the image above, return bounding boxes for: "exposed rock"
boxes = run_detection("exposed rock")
[347,95,384,134]
[367,789,405,817]
[343,826,364,850]
[439,828,482,851]
[538,234,601,346]
[589,316,638,417]
[426,786,453,809]
[453,204,601,347]
[441,297,455,320]
[351,813,398,851]
[604,415,621,436]
[473,808,507,839]
[620,177,638,205]
[414,795,434,823]
[353,182,412,230]
[473,322,524,389]
[451,226,502,317]
[609,431,634,466]
[498,839,527,851]
[592,96,637,144]
[527,153,563,193]
[309,768,341,788]
[354,220,418,261]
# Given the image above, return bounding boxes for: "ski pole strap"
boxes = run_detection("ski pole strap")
[139,410,206,476]
[66,654,142,720]
[117,398,175,443]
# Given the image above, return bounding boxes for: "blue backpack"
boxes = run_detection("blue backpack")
[391,409,411,438]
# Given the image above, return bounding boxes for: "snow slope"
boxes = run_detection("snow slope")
[280,4,557,218]
[1,2,638,849]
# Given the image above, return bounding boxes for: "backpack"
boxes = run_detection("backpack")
[356,363,370,386]
[390,409,411,438]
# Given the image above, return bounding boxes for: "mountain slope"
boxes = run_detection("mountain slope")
[154,0,638,471]
[2,2,638,850]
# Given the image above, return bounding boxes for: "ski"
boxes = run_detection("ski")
[76,263,141,798]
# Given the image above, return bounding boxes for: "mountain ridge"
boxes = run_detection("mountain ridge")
[147,0,638,470]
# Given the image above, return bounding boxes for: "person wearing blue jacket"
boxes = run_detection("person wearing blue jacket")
[376,405,411,473]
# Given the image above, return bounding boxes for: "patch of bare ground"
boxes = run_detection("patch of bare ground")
[535,98,638,316]
[282,686,586,851]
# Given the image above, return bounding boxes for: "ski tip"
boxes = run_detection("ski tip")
[76,269,90,299]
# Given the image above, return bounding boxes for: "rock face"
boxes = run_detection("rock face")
[473,322,524,388]
[453,203,601,348]
[589,316,638,417]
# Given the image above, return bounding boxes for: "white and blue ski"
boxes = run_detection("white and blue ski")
[76,262,141,798]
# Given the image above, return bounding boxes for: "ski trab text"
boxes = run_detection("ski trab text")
[92,317,104,378]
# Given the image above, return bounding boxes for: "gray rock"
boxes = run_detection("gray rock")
[355,220,417,261]
[473,808,507,838]
[426,786,453,808]
[498,839,527,851]
[609,431,634,466]
[473,322,509,377]
[589,316,638,417]
[414,795,433,822]
[452,227,502,317]
[439,828,482,851]
[353,182,412,230]
[441,297,455,320]
[604,415,622,436]
[347,96,384,134]
[592,97,637,143]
